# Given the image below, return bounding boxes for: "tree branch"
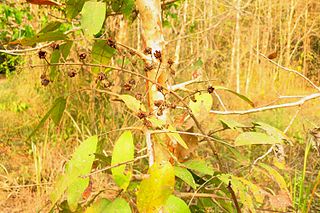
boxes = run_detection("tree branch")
[210,93,320,115]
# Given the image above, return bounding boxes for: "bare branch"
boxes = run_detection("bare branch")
[258,51,320,92]
[82,154,149,178]
[210,93,320,115]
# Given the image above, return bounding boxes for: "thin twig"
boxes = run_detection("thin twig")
[258,51,320,92]
[210,93,320,115]
[0,182,52,189]
[145,131,154,166]
[82,154,149,177]
[214,90,227,111]
[188,176,216,206]
[150,129,233,147]
[175,192,231,201]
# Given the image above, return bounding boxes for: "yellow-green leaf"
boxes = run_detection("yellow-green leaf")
[182,159,214,176]
[111,131,134,190]
[85,198,111,213]
[167,125,188,149]
[258,163,287,190]
[174,166,197,189]
[137,161,175,213]
[235,132,282,146]
[15,31,67,46]
[164,195,191,213]
[119,94,146,113]
[50,136,98,211]
[91,40,116,72]
[81,1,106,38]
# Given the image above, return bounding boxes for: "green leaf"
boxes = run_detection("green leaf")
[119,94,146,112]
[174,166,197,189]
[121,0,135,18]
[137,161,175,212]
[50,41,73,79]
[111,131,134,190]
[254,122,292,144]
[147,116,166,128]
[189,92,212,122]
[39,21,62,33]
[28,97,66,139]
[218,174,255,212]
[164,195,191,213]
[105,198,132,213]
[60,41,73,60]
[17,31,68,46]
[220,119,247,130]
[50,136,98,211]
[235,132,282,146]
[91,40,116,72]
[85,198,111,213]
[167,125,188,149]
[81,1,106,38]
[215,86,254,107]
[50,97,66,125]
[66,0,87,19]
[238,177,265,203]
[182,159,214,176]
[257,163,287,190]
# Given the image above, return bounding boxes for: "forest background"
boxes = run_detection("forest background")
[0,0,320,212]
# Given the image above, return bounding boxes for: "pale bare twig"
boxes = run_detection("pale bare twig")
[250,107,301,170]
[145,131,154,166]
[210,93,320,115]
[213,90,227,111]
[175,192,231,201]
[188,176,216,206]
[258,51,320,92]
[82,154,149,177]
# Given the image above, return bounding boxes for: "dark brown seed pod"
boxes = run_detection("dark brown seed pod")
[40,73,46,79]
[137,111,147,119]
[144,63,154,72]
[156,85,163,92]
[157,108,164,116]
[41,78,50,86]
[107,37,116,49]
[143,118,152,128]
[154,50,162,62]
[168,58,174,66]
[129,79,136,85]
[207,86,215,94]
[190,96,197,102]
[144,47,152,55]
[123,83,132,91]
[154,100,164,107]
[38,50,47,59]
[79,52,87,60]
[103,80,112,88]
[50,43,59,50]
[267,51,277,60]
[97,72,107,81]
[67,70,77,78]
[135,93,142,100]
[170,103,176,109]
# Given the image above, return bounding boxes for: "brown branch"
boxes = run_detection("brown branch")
[175,192,231,201]
[227,181,241,213]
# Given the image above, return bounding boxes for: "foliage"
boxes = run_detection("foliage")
[1,0,320,212]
